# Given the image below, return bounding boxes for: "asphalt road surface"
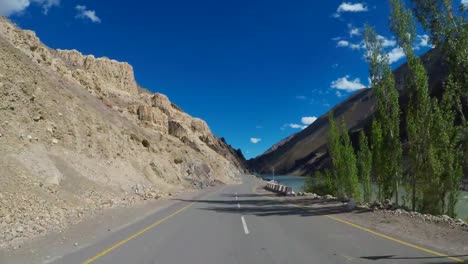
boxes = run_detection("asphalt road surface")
[51,175,466,264]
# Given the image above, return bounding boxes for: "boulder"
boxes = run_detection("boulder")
[168,121,187,139]
[345,199,357,210]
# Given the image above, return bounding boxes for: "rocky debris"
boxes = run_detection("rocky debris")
[350,200,468,230]
[357,199,398,210]
[287,191,340,201]
[378,209,467,229]
[132,184,161,200]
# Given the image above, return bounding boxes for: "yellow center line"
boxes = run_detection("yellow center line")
[82,185,228,264]
[253,182,464,263]
[82,202,195,264]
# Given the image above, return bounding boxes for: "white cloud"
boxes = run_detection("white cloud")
[331,75,367,92]
[255,125,263,129]
[76,5,101,23]
[337,40,350,47]
[348,24,361,37]
[388,47,405,64]
[301,116,318,125]
[289,124,307,130]
[349,43,363,50]
[282,116,318,130]
[415,34,434,50]
[0,0,59,16]
[418,34,430,47]
[336,91,343,97]
[33,0,59,14]
[378,35,397,48]
[337,2,368,13]
[0,0,29,16]
[295,95,307,100]
[250,138,262,144]
[349,28,361,37]
[463,0,468,7]
[336,39,363,50]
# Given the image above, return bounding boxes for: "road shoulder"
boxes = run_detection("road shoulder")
[253,180,468,261]
[0,185,224,264]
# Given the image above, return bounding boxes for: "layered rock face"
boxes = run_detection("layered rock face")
[56,49,139,95]
[0,17,245,248]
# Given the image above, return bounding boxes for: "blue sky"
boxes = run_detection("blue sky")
[2,0,447,159]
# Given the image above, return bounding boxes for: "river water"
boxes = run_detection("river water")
[260,175,468,220]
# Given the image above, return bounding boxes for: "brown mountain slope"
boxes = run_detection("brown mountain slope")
[248,49,447,175]
[0,17,245,248]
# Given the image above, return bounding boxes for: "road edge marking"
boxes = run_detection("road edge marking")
[252,182,464,263]
[325,215,464,263]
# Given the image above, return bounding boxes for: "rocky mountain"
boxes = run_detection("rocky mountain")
[0,17,245,248]
[259,133,297,158]
[248,49,448,176]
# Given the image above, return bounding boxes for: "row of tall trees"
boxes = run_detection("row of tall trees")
[321,0,467,217]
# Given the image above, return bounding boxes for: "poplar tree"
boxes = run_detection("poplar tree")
[390,0,434,212]
[357,130,372,202]
[327,112,360,200]
[364,26,402,203]
[371,120,384,200]
[328,112,345,198]
[340,120,361,201]
[410,0,467,111]
[408,0,466,217]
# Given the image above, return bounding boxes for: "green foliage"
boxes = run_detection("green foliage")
[327,112,360,200]
[357,131,372,202]
[322,0,466,217]
[409,0,467,217]
[328,112,345,197]
[364,25,403,203]
[340,120,361,201]
[388,0,465,217]
[304,170,336,196]
[371,120,384,199]
[390,0,434,212]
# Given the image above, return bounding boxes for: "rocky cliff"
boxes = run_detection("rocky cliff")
[0,17,245,248]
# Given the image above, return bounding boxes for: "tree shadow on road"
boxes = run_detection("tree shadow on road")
[221,193,278,198]
[174,194,363,217]
[361,254,468,263]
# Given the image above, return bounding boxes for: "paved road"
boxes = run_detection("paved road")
[51,175,466,264]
